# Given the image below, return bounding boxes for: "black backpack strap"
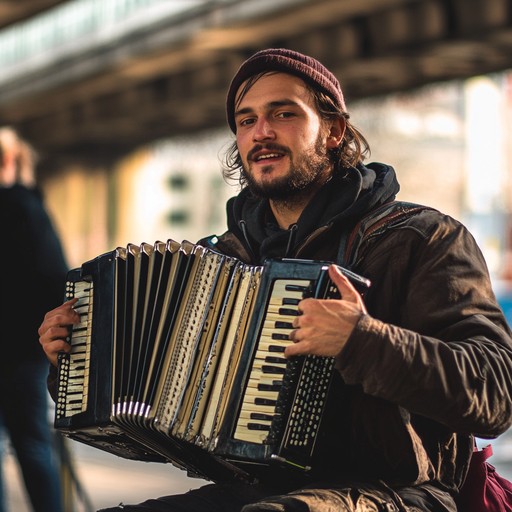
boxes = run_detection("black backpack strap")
[337,201,434,268]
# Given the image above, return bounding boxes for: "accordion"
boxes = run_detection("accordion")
[55,239,370,483]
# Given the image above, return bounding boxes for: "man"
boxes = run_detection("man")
[38,49,512,511]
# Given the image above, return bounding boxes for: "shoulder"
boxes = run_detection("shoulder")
[359,200,464,238]
[0,184,44,213]
[346,200,471,265]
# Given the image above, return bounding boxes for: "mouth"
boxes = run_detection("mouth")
[251,150,285,163]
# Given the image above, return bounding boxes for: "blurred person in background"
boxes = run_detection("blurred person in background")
[39,49,512,511]
[0,127,67,512]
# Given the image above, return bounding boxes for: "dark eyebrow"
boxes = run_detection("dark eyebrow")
[234,99,300,119]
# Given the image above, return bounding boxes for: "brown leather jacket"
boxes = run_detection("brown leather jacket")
[199,197,512,500]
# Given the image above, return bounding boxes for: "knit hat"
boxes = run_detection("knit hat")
[226,48,346,133]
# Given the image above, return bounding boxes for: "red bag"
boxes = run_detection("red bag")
[456,444,512,511]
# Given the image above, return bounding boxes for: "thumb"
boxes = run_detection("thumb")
[328,264,359,302]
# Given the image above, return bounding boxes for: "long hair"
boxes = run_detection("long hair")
[221,72,371,187]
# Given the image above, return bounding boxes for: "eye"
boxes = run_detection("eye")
[276,111,295,119]
[238,117,255,127]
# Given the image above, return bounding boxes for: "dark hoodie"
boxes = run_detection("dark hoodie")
[223,162,399,264]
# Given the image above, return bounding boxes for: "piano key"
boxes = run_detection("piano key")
[261,327,292,338]
[257,383,282,392]
[260,383,283,395]
[264,312,297,322]
[254,397,278,406]
[255,340,289,352]
[69,369,89,378]
[238,410,277,421]
[266,302,299,311]
[240,403,277,415]
[247,423,271,431]
[252,355,287,365]
[282,297,300,305]
[246,377,281,387]
[250,366,286,378]
[250,412,276,422]
[284,284,310,292]
[261,365,286,375]
[69,352,87,362]
[274,321,294,329]
[67,385,86,394]
[278,308,299,316]
[265,356,286,364]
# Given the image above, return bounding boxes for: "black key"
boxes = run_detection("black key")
[282,298,300,305]
[285,284,308,292]
[258,382,282,392]
[271,334,288,342]
[255,398,277,406]
[262,365,286,375]
[265,356,286,364]
[247,423,271,431]
[250,412,275,421]
[275,321,293,329]
[279,308,299,316]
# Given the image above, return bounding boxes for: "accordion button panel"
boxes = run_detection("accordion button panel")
[234,279,310,444]
[56,280,93,419]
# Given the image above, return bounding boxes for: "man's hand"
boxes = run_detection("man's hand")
[38,298,81,367]
[285,265,367,358]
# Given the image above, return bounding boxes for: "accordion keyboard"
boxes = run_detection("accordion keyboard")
[55,279,93,420]
[234,278,309,443]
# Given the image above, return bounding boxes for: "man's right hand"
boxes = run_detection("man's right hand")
[38,298,80,367]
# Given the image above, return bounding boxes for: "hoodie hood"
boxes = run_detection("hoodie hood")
[226,162,400,263]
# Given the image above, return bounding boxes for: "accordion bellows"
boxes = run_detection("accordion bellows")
[55,239,370,483]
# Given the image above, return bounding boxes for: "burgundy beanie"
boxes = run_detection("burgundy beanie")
[226,48,346,133]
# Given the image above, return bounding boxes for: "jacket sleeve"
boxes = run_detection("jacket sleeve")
[336,212,512,438]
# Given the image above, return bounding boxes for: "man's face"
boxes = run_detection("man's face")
[234,73,334,202]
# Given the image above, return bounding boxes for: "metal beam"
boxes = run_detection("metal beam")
[0,0,510,170]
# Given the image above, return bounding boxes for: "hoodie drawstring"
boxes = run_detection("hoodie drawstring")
[284,223,298,258]
[238,219,257,262]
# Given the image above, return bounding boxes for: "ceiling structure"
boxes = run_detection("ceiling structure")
[0,0,67,29]
[0,0,511,170]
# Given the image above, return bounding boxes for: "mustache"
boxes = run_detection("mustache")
[247,143,290,161]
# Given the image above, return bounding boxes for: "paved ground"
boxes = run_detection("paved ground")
[3,437,207,511]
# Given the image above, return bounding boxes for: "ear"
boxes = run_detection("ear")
[326,117,346,149]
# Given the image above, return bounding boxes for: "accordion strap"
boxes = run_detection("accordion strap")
[337,201,434,268]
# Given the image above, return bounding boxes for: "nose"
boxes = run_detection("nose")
[253,117,275,141]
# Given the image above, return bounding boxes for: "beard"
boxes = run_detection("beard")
[241,134,332,205]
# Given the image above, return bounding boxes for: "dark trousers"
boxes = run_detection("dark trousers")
[0,360,63,512]
[97,480,455,512]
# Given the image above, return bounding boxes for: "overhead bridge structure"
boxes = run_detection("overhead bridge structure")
[0,0,511,170]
